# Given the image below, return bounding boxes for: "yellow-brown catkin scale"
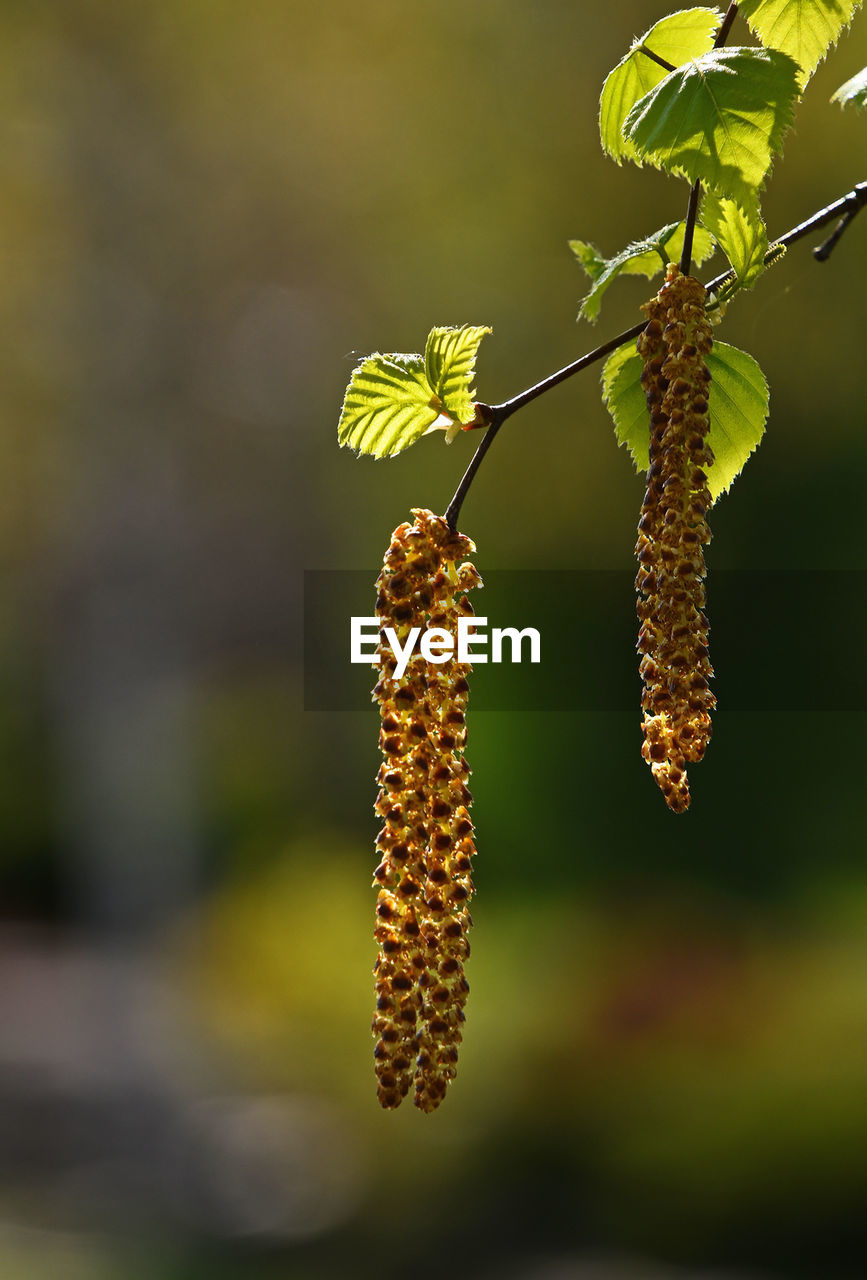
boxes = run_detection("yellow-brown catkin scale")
[371,508,480,1112]
[635,264,716,813]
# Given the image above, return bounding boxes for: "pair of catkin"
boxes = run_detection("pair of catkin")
[367,272,715,1111]
[635,263,716,813]
[371,508,480,1112]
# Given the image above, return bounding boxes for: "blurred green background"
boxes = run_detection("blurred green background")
[1,2,866,1277]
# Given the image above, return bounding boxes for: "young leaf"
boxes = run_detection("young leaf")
[622,47,801,211]
[704,342,770,499]
[700,190,769,288]
[338,352,440,459]
[602,341,647,455]
[602,339,769,502]
[424,325,492,425]
[572,221,716,322]
[740,0,864,88]
[338,325,491,459]
[832,64,867,109]
[600,7,722,164]
[569,239,608,282]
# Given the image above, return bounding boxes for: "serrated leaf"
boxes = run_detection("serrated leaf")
[623,47,801,211]
[832,64,867,109]
[701,190,769,287]
[424,325,492,425]
[740,0,863,88]
[338,325,492,459]
[600,7,722,164]
[569,240,608,282]
[602,339,769,502]
[704,342,769,498]
[572,221,716,322]
[602,342,648,452]
[338,352,438,459]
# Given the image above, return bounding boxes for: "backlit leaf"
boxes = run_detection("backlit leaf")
[599,7,722,164]
[623,47,801,211]
[704,342,770,498]
[602,342,648,454]
[338,353,438,459]
[572,221,716,322]
[424,325,492,425]
[338,325,492,459]
[602,339,769,502]
[700,190,769,288]
[740,0,864,87]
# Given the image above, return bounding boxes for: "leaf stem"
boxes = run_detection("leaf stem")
[679,2,739,275]
[444,178,866,527]
[638,45,677,74]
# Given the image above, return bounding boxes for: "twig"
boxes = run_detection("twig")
[713,1,740,49]
[445,417,502,530]
[444,179,867,529]
[638,46,677,74]
[813,216,853,261]
[680,182,703,275]
[680,2,739,275]
[705,180,867,294]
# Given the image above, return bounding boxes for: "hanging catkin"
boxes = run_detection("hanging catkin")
[371,508,480,1111]
[635,264,716,813]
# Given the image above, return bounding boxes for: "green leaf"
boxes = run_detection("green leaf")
[602,339,769,502]
[569,239,608,282]
[338,352,439,459]
[704,342,770,499]
[600,7,722,164]
[338,325,491,458]
[700,190,768,288]
[424,325,492,425]
[740,0,864,88]
[602,341,648,456]
[622,47,801,211]
[832,64,867,109]
[571,221,716,322]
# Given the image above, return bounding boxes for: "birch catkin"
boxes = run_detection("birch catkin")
[635,264,716,813]
[371,508,480,1112]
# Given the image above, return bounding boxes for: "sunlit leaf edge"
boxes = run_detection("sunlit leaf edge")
[573,221,716,322]
[622,47,801,212]
[740,0,864,88]
[338,352,438,459]
[424,325,493,423]
[599,6,723,164]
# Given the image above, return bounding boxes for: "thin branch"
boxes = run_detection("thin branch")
[496,325,646,422]
[445,417,502,530]
[680,2,739,275]
[444,179,866,527]
[813,200,865,261]
[445,328,646,528]
[714,1,740,48]
[704,180,867,294]
[680,182,702,274]
[638,45,677,74]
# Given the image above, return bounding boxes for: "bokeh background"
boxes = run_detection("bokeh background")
[2,2,867,1277]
